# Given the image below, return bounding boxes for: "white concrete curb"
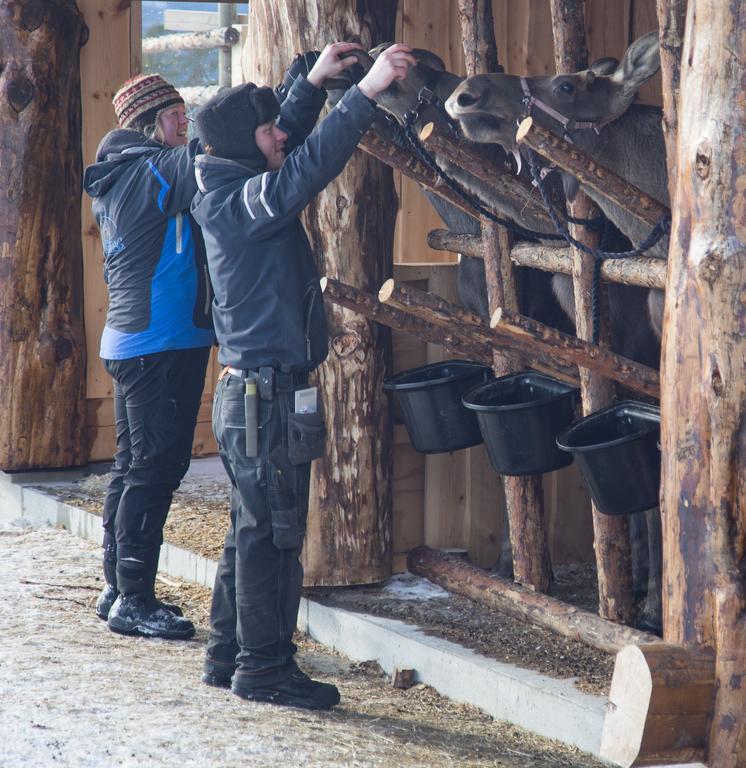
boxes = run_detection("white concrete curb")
[0,470,708,768]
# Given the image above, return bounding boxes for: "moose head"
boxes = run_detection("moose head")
[445,31,660,149]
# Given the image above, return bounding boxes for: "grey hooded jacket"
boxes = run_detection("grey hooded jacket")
[191,76,377,372]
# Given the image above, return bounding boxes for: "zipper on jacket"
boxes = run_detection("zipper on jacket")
[175,212,183,254]
[303,283,317,362]
[203,264,211,316]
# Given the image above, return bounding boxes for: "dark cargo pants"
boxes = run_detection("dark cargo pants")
[101,347,211,596]
[206,370,312,674]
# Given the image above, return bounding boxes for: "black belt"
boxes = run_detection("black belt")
[226,366,308,398]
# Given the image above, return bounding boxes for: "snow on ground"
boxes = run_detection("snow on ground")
[0,521,606,768]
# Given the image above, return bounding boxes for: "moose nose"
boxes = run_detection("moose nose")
[456,89,481,108]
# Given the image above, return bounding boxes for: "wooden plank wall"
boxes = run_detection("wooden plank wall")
[80,0,659,569]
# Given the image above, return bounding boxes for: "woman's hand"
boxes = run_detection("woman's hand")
[358,44,416,99]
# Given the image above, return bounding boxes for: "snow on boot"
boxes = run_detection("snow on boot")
[107,594,194,640]
[95,585,184,621]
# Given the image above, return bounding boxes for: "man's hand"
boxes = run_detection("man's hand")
[306,42,366,89]
[358,44,416,99]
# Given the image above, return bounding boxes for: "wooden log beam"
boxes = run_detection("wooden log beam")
[378,278,582,386]
[418,121,552,231]
[141,26,239,53]
[377,279,659,398]
[427,230,668,290]
[320,277,495,365]
[407,546,662,655]
[358,131,480,221]
[490,307,660,399]
[600,643,715,767]
[516,117,671,230]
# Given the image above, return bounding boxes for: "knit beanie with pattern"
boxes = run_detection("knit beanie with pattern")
[113,73,184,132]
[194,83,280,168]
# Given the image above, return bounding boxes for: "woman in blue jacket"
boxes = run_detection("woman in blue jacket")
[83,74,214,640]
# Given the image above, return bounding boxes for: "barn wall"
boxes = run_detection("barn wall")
[80,0,658,568]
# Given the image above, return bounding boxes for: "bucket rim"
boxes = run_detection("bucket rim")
[383,360,491,392]
[556,400,660,453]
[462,370,579,413]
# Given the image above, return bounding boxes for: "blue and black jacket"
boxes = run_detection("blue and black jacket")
[83,131,215,360]
[191,75,377,373]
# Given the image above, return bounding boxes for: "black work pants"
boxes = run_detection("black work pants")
[207,370,311,674]
[101,347,211,596]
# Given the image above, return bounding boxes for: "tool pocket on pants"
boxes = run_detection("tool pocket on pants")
[267,445,301,549]
[287,411,326,466]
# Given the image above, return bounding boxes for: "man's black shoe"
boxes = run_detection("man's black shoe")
[202,657,235,689]
[107,594,195,640]
[232,668,340,710]
[95,585,184,621]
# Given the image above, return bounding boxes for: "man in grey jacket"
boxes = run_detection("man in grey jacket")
[191,42,413,709]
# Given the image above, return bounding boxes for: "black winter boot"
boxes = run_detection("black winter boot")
[232,667,340,710]
[107,594,195,640]
[95,585,184,621]
[202,656,236,689]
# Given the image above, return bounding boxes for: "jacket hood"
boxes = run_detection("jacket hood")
[84,128,163,198]
[193,153,263,195]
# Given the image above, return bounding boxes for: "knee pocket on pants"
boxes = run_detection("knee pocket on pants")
[268,446,302,550]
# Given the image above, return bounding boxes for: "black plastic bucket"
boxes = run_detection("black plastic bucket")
[462,371,580,475]
[556,401,661,516]
[383,361,492,453]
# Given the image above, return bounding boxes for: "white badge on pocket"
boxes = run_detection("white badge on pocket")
[294,386,317,414]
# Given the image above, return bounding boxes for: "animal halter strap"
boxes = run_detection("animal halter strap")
[520,77,606,135]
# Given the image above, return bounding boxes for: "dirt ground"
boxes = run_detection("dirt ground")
[50,469,615,697]
[0,522,609,768]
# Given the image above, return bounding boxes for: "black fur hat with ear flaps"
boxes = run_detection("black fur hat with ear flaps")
[194,83,280,168]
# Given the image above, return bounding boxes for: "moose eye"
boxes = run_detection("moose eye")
[558,82,574,94]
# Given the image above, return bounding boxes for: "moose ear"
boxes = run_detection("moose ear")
[613,31,660,94]
[589,56,618,77]
[413,48,446,71]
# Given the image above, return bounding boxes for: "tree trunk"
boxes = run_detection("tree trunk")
[548,5,635,625]
[243,2,398,585]
[0,0,87,470]
[660,1,745,764]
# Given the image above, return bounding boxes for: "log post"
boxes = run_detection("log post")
[548,6,635,626]
[516,117,671,229]
[655,0,687,194]
[407,546,662,655]
[659,1,746,764]
[600,643,715,767]
[457,0,551,594]
[244,1,398,585]
[426,231,668,291]
[0,0,87,470]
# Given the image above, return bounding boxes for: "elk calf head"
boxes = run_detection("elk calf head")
[445,31,660,148]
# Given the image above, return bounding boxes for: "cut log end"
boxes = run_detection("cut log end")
[516,117,533,143]
[419,122,435,141]
[489,307,504,328]
[378,278,395,303]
